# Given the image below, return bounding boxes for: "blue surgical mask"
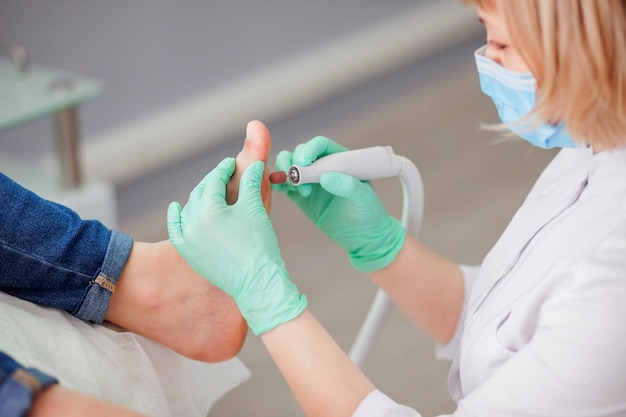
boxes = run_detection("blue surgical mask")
[474,45,577,149]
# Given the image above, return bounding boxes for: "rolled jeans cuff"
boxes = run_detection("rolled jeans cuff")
[74,231,133,323]
[0,352,58,417]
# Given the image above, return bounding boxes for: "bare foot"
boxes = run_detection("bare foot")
[106,240,248,362]
[105,121,275,362]
[226,120,272,211]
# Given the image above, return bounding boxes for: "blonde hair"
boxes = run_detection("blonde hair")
[462,0,626,149]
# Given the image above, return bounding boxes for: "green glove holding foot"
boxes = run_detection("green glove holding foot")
[273,136,406,273]
[167,157,307,335]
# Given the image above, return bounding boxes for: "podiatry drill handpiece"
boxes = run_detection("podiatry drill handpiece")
[270,146,404,185]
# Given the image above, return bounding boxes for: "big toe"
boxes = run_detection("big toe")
[238,120,272,163]
[226,120,273,207]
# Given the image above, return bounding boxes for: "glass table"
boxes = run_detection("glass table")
[0,50,103,188]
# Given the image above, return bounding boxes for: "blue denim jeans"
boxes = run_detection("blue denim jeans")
[0,173,134,414]
[0,173,133,322]
[0,351,57,417]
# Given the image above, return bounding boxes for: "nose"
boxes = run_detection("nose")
[484,45,502,65]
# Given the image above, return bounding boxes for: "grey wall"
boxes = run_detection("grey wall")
[0,0,483,234]
[0,0,426,158]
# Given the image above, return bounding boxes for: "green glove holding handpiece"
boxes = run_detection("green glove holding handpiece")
[272,136,406,273]
[167,157,307,335]
[167,135,404,334]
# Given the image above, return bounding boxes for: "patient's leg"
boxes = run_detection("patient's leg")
[106,120,274,362]
[30,385,148,417]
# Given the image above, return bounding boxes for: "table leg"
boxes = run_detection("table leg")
[53,106,82,189]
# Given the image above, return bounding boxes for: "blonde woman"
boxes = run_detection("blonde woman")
[168,1,626,416]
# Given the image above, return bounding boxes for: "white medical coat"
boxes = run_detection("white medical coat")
[354,146,626,416]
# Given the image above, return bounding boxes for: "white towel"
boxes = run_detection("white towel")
[0,291,250,416]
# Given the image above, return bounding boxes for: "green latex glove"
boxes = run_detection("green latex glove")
[167,157,307,335]
[273,136,406,273]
